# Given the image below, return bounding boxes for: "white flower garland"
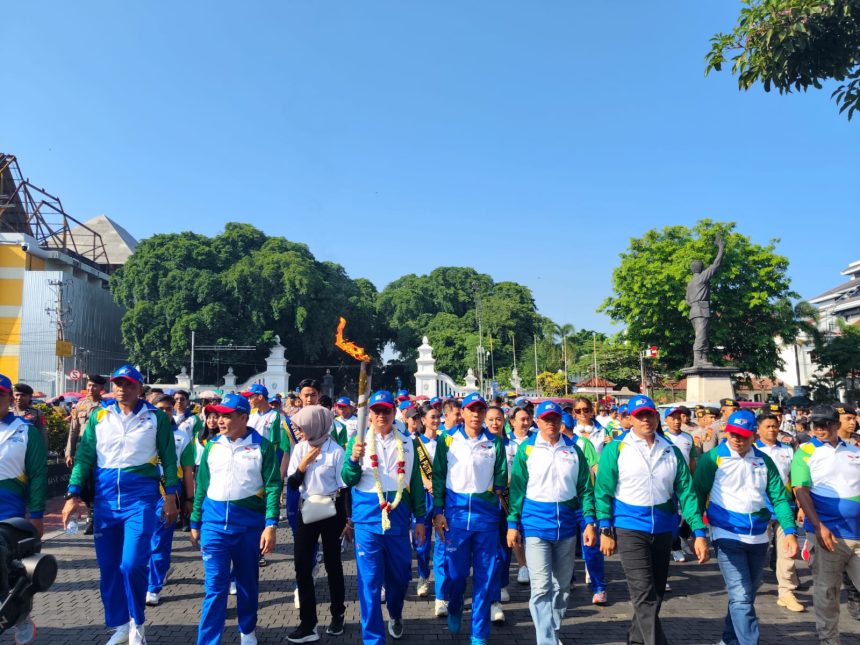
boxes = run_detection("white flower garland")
[367,427,406,532]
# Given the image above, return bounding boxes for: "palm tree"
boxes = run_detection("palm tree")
[553,323,576,395]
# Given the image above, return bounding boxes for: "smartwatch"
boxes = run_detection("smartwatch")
[600,527,616,539]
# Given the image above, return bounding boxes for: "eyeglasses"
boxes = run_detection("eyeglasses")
[574,408,592,414]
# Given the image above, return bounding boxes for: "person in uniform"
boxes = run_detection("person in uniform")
[12,382,47,451]
[191,393,281,645]
[663,407,700,564]
[65,373,107,534]
[0,373,47,645]
[62,364,179,645]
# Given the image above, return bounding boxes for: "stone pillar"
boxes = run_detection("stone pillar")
[264,335,291,393]
[510,368,522,394]
[414,336,438,398]
[463,368,478,395]
[322,369,335,399]
[175,366,191,390]
[223,367,237,389]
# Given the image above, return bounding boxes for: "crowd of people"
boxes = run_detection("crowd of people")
[1,366,859,645]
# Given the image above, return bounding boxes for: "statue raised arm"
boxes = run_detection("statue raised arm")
[686,235,725,367]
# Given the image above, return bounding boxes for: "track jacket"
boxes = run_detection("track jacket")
[248,408,282,450]
[595,430,705,536]
[693,442,796,544]
[0,412,47,519]
[432,425,507,532]
[342,431,426,535]
[507,433,595,541]
[68,400,178,508]
[190,429,281,532]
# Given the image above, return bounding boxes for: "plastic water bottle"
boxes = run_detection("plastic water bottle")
[66,519,79,535]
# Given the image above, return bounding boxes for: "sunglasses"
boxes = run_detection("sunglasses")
[574,407,592,414]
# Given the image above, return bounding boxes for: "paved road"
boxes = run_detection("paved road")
[12,527,860,645]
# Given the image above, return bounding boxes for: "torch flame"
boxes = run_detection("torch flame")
[335,316,371,362]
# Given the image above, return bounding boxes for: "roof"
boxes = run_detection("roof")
[575,376,616,388]
[69,214,137,266]
[840,259,860,278]
[809,277,859,304]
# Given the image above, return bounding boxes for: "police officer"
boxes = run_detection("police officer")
[65,373,107,534]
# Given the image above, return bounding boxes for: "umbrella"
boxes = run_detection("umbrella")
[785,395,812,407]
[59,392,82,401]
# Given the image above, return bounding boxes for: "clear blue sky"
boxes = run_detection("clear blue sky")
[3,1,858,338]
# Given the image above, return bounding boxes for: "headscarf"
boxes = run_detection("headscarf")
[291,404,334,447]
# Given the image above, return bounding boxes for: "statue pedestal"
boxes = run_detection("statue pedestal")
[681,365,737,402]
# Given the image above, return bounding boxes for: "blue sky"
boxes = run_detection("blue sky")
[3,1,858,338]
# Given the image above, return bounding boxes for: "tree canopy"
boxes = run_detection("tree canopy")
[600,220,798,376]
[706,0,860,119]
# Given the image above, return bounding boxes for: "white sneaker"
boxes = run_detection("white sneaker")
[229,581,237,595]
[105,623,130,645]
[500,587,510,602]
[517,566,530,584]
[13,616,36,645]
[240,631,258,645]
[585,569,591,585]
[491,601,505,623]
[380,586,386,603]
[129,622,146,645]
[293,587,300,609]
[434,599,448,617]
[145,592,160,606]
[671,549,686,562]
[416,577,430,596]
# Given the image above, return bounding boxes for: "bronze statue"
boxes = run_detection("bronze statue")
[686,234,725,367]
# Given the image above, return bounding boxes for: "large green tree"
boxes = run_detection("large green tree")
[110,223,380,382]
[809,321,860,400]
[706,0,860,119]
[600,220,798,376]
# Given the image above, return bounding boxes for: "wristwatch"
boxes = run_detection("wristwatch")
[599,527,616,539]
[64,492,80,501]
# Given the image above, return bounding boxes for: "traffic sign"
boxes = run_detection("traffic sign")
[69,369,82,380]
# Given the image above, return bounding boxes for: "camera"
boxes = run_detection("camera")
[0,518,57,636]
[20,243,29,252]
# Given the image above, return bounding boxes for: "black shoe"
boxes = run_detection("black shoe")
[325,614,345,636]
[387,618,403,639]
[258,555,267,568]
[84,518,94,535]
[287,624,319,643]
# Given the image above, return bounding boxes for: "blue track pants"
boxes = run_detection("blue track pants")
[147,497,176,594]
[444,527,498,640]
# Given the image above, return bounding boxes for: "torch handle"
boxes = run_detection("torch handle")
[355,361,373,444]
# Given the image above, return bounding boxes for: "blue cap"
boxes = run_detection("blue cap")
[0,373,11,393]
[561,412,575,428]
[618,404,629,415]
[396,389,410,401]
[111,364,144,385]
[241,383,269,398]
[267,394,281,404]
[628,395,658,416]
[398,400,415,411]
[536,400,564,419]
[211,393,251,415]
[514,397,529,407]
[725,409,757,437]
[336,396,351,407]
[665,406,684,417]
[429,396,442,406]
[369,390,394,409]
[462,392,488,409]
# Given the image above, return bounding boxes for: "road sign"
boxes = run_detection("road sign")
[649,345,658,358]
[69,369,82,380]
[55,340,72,357]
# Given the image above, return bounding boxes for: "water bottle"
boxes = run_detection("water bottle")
[66,518,79,535]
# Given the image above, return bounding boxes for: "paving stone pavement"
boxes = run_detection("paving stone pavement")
[10,527,860,645]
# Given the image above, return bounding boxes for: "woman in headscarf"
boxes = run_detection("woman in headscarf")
[286,404,348,643]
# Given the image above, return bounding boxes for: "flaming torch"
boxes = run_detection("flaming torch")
[335,316,372,443]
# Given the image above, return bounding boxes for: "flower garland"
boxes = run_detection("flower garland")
[367,427,406,532]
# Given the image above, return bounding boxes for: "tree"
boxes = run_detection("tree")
[600,220,798,376]
[536,371,567,397]
[810,321,860,400]
[706,0,860,119]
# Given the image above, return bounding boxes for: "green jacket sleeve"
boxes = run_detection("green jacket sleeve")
[672,446,706,534]
[580,438,598,472]
[68,412,98,493]
[432,434,449,510]
[790,448,812,489]
[594,440,620,527]
[506,442,528,528]
[575,443,596,522]
[408,439,426,519]
[493,436,508,490]
[180,440,196,469]
[341,436,362,487]
[692,448,718,508]
[190,442,213,529]
[262,439,282,526]
[25,426,47,518]
[268,414,281,449]
[155,410,179,494]
[763,452,797,534]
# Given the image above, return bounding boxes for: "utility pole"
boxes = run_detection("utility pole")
[46,279,72,397]
[562,330,569,396]
[190,330,196,392]
[534,334,540,396]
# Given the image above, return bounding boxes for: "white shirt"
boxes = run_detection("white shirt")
[288,438,345,499]
[664,430,695,466]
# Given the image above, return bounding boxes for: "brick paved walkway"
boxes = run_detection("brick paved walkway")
[10,526,860,644]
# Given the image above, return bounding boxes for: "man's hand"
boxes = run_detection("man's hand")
[299,446,321,472]
[162,495,179,525]
[183,499,194,517]
[815,522,837,552]
[784,533,800,559]
[507,528,521,548]
[414,522,425,547]
[433,513,448,540]
[65,455,74,469]
[30,518,44,538]
[600,533,616,557]
[61,497,82,529]
[583,524,597,548]
[190,528,201,550]
[260,526,277,555]
[796,508,805,525]
[351,441,366,463]
[693,536,710,564]
[341,520,354,542]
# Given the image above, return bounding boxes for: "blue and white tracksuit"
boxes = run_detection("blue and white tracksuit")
[67,401,178,629]
[432,426,508,640]
[190,430,281,645]
[413,434,446,598]
[0,412,47,522]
